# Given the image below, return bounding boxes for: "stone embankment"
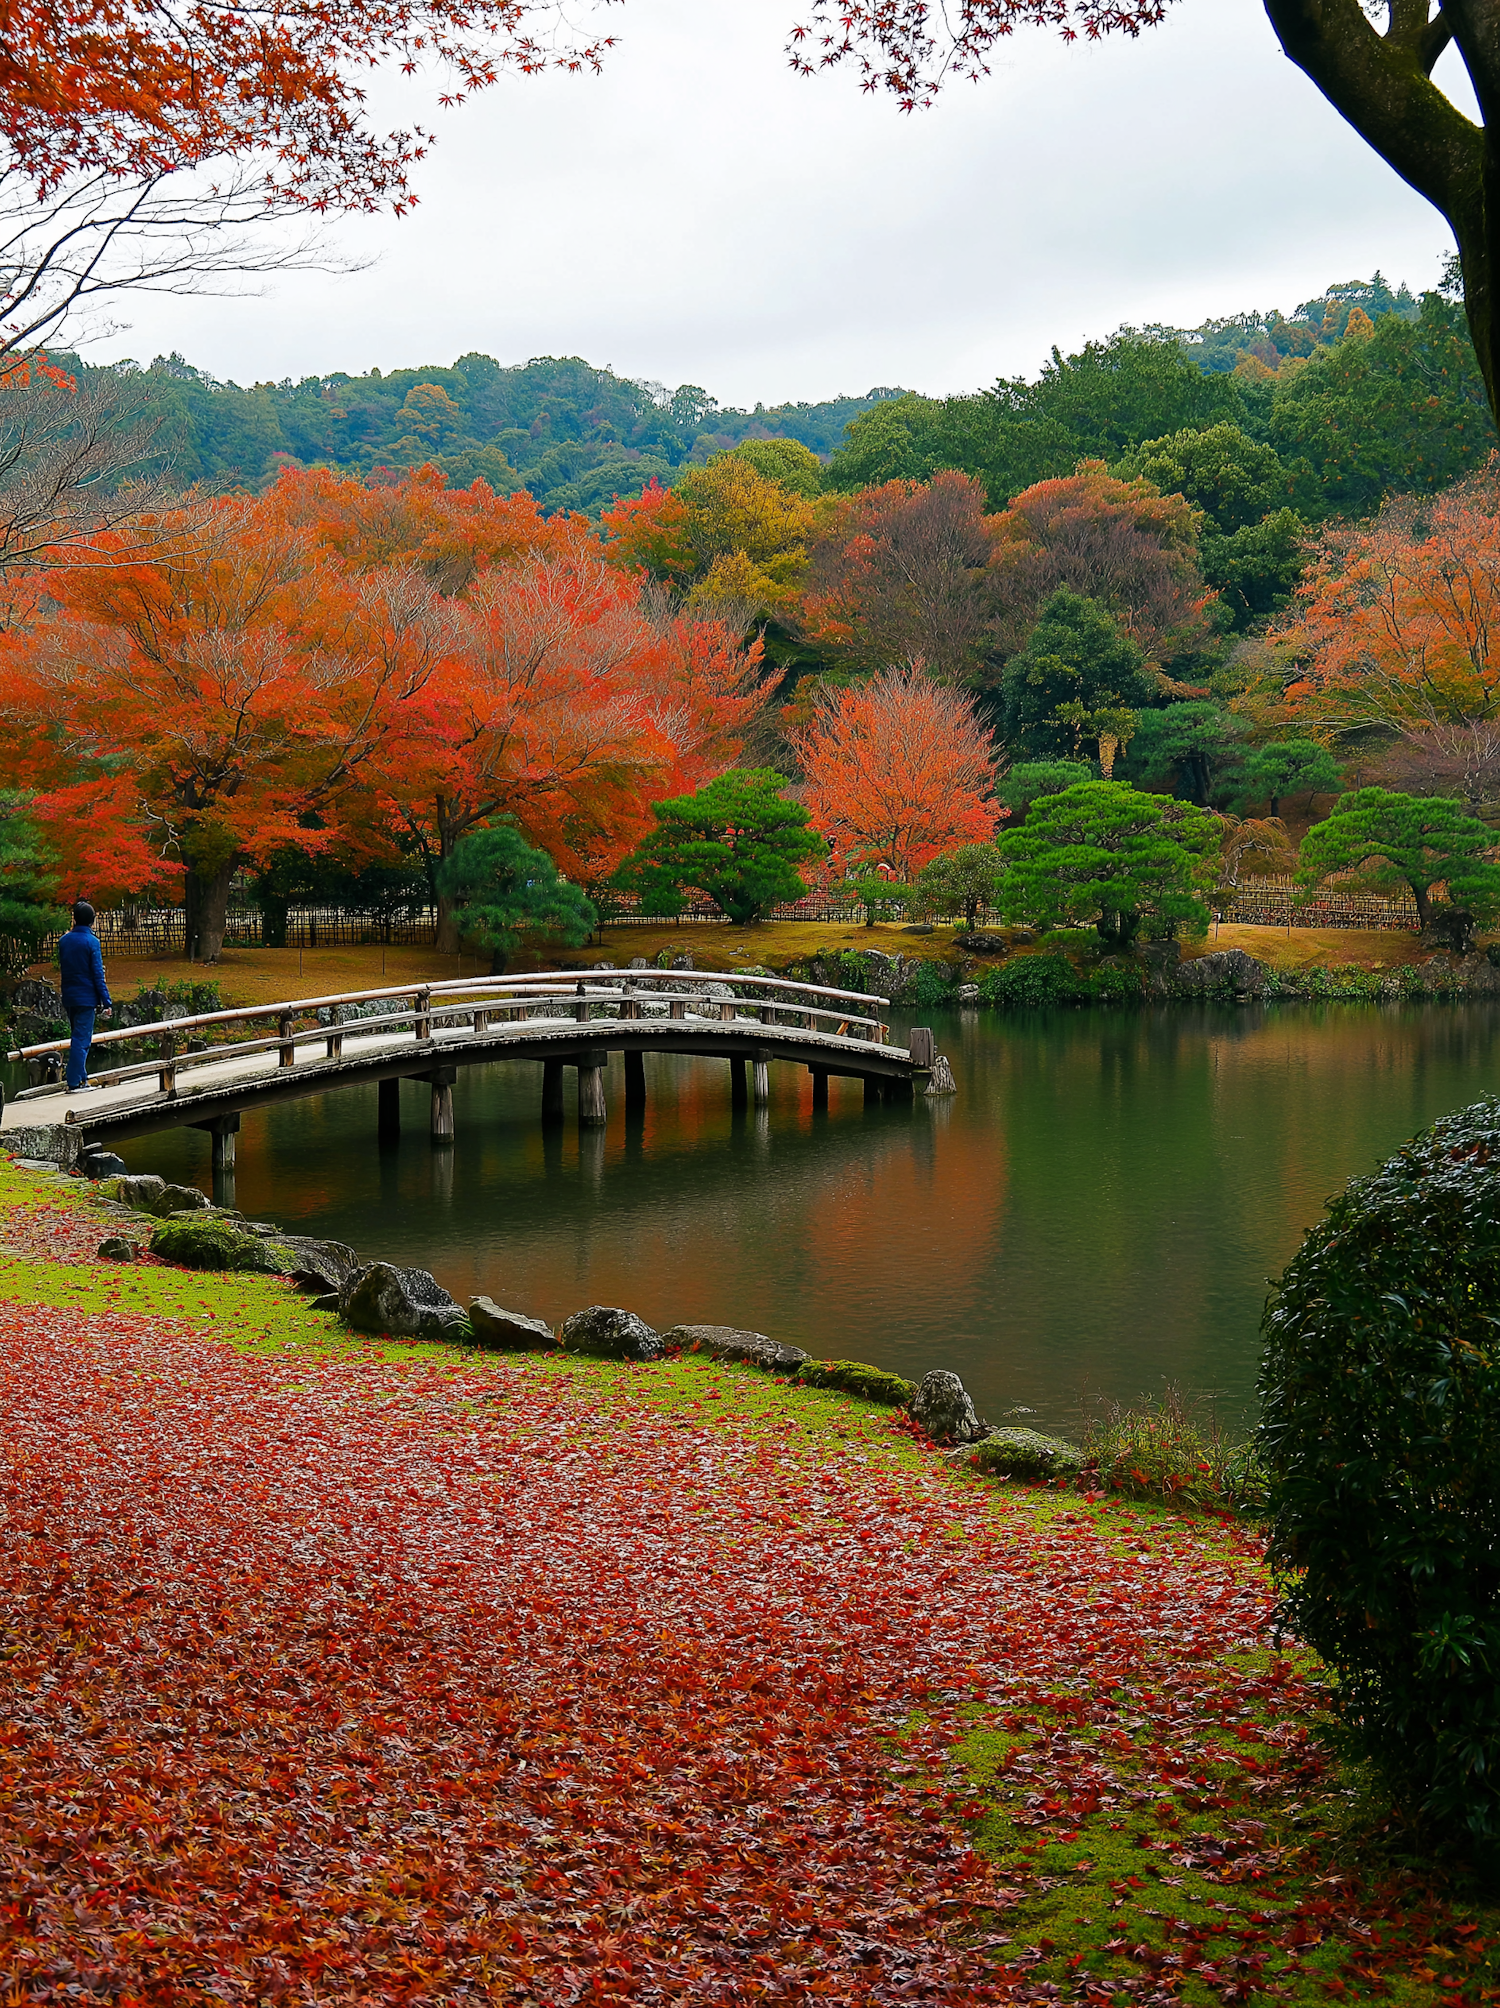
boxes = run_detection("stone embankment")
[8,1155,1085,1485]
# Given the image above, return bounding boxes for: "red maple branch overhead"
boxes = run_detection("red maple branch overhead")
[786,0,1174,108]
[0,0,618,210]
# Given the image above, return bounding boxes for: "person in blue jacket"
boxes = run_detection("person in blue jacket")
[57,900,113,1092]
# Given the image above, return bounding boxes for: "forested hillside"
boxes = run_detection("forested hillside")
[69,350,907,515]
[66,271,1493,523]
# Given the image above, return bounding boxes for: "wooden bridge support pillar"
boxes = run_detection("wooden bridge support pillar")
[810,1067,829,1111]
[908,1027,936,1070]
[378,1076,401,1144]
[624,1048,646,1116]
[211,1115,239,1172]
[864,1076,883,1108]
[752,1056,770,1107]
[541,1059,565,1127]
[729,1056,749,1111]
[578,1061,608,1129]
[429,1069,456,1145]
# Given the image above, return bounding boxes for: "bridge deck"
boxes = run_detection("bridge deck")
[4,971,932,1147]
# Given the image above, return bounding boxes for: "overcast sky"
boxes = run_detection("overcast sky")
[87,0,1468,407]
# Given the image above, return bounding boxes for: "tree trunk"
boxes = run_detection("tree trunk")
[185,863,236,963]
[258,888,290,949]
[434,894,460,954]
[1412,879,1432,927]
[1261,2,1497,414]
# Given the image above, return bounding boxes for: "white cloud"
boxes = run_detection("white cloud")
[85,0,1462,405]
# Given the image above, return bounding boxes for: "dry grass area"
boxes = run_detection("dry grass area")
[28,921,1464,1012]
[23,916,1466,1014]
[1200,922,1445,974]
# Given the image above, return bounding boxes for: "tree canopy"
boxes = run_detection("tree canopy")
[434,823,595,971]
[1296,787,1500,930]
[996,780,1221,950]
[611,769,824,926]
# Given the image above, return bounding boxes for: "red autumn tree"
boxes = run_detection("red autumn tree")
[988,461,1217,680]
[0,0,614,212]
[789,664,1000,875]
[1268,463,1500,738]
[379,550,773,946]
[800,471,998,684]
[0,500,457,957]
[0,467,775,953]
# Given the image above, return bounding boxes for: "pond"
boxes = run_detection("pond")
[105,1001,1500,1437]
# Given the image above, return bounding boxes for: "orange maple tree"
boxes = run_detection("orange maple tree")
[0,468,773,954]
[1268,463,1500,740]
[379,548,772,947]
[789,664,999,875]
[0,0,615,211]
[0,492,456,955]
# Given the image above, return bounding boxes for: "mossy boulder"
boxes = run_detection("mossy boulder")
[150,1215,296,1274]
[968,1427,1083,1481]
[795,1359,918,1406]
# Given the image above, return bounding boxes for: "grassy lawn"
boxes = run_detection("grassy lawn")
[0,1153,1495,2001]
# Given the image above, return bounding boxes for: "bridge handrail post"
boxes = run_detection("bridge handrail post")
[278,1012,295,1068]
[414,988,431,1042]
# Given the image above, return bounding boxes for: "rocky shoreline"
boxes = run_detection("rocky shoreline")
[7,1153,1087,1484]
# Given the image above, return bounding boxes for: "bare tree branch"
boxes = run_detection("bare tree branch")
[0,164,352,364]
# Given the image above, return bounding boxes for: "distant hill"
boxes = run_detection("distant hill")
[1154,272,1422,375]
[71,272,1455,517]
[72,349,909,515]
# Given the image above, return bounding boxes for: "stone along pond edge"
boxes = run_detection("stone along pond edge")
[7,1151,1106,1493]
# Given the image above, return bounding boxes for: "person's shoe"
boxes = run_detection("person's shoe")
[67,1083,99,1094]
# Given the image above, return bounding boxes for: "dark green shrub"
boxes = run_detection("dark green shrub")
[1087,961,1146,1005]
[905,958,956,1009]
[796,1359,917,1405]
[1256,1097,1500,1839]
[982,953,1086,1010]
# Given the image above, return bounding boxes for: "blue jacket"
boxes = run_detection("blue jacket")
[58,926,112,1010]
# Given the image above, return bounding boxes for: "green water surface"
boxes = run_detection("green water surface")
[112,1001,1500,1434]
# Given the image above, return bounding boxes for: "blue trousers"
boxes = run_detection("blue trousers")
[66,1005,95,1089]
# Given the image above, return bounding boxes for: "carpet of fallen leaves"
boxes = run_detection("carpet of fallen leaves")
[0,1298,1492,2005]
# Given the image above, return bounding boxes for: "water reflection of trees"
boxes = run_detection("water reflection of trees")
[120,1004,1500,1434]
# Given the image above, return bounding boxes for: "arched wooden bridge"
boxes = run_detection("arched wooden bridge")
[4,969,940,1168]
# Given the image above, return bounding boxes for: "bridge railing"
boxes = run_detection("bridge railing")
[8,970,896,1104]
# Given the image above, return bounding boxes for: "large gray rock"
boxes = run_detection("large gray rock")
[1174,949,1267,998]
[153,1182,211,1217]
[11,978,62,1018]
[274,1234,361,1293]
[910,1369,987,1444]
[469,1297,556,1351]
[98,1173,166,1209]
[2,1124,82,1168]
[966,1427,1084,1481]
[559,1305,664,1361]
[660,1323,808,1371]
[339,1262,468,1340]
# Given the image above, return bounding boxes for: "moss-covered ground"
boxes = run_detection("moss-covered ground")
[1,1152,1497,2001]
